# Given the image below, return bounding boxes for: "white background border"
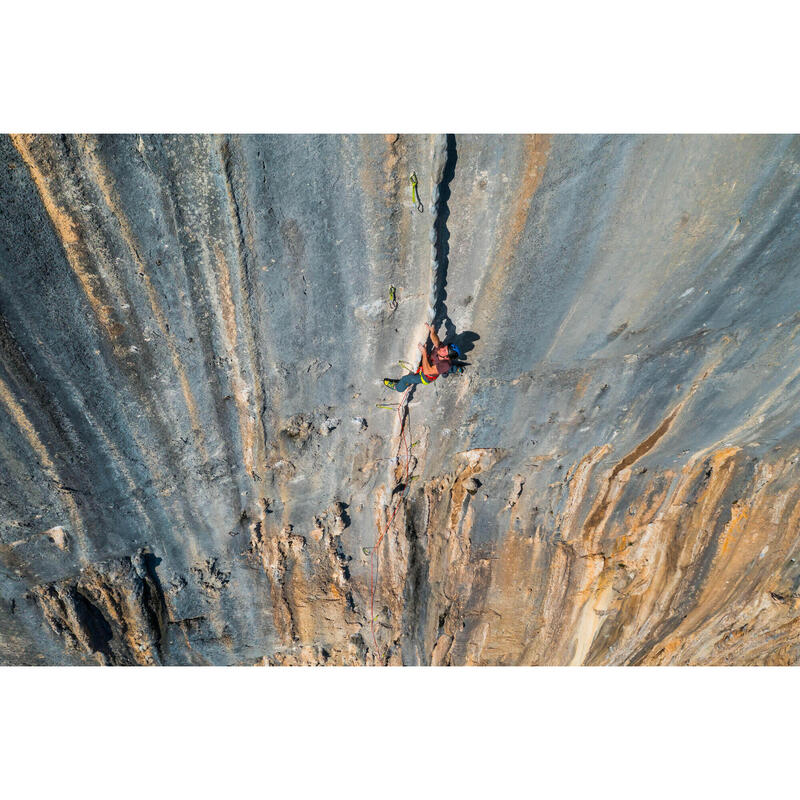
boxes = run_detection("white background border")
[2,2,799,796]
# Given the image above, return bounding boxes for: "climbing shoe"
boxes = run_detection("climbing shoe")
[383,379,397,389]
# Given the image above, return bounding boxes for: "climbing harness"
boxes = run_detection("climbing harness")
[409,172,423,213]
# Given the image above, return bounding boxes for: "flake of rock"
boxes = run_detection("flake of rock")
[319,417,341,436]
[44,526,69,550]
[464,477,481,494]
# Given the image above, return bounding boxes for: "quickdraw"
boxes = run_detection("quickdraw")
[388,285,397,311]
[409,172,423,212]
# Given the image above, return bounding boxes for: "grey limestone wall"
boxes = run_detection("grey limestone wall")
[2,134,800,664]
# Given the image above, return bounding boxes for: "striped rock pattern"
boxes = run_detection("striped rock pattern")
[2,134,800,665]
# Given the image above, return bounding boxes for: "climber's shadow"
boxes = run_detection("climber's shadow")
[440,330,479,380]
[446,330,480,366]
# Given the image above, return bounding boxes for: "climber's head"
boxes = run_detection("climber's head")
[447,343,462,361]
[436,344,450,360]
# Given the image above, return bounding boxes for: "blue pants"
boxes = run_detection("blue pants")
[394,372,425,392]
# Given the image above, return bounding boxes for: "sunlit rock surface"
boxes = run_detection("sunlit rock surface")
[2,133,800,665]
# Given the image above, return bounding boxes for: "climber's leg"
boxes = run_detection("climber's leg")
[386,372,423,392]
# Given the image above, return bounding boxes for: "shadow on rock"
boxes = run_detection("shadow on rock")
[434,134,458,342]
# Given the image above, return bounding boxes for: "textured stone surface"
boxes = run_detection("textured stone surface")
[2,133,800,665]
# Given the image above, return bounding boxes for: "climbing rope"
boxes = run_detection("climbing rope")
[368,384,414,655]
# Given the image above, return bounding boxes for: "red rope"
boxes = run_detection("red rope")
[369,384,413,657]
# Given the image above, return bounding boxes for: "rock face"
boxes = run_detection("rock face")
[2,133,800,665]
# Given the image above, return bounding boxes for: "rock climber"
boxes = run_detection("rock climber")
[384,322,462,392]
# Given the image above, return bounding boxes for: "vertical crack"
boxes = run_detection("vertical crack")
[432,134,458,340]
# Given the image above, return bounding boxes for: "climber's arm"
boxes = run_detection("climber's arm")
[418,342,433,375]
[425,322,441,348]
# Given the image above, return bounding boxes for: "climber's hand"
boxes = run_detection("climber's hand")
[417,342,425,352]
